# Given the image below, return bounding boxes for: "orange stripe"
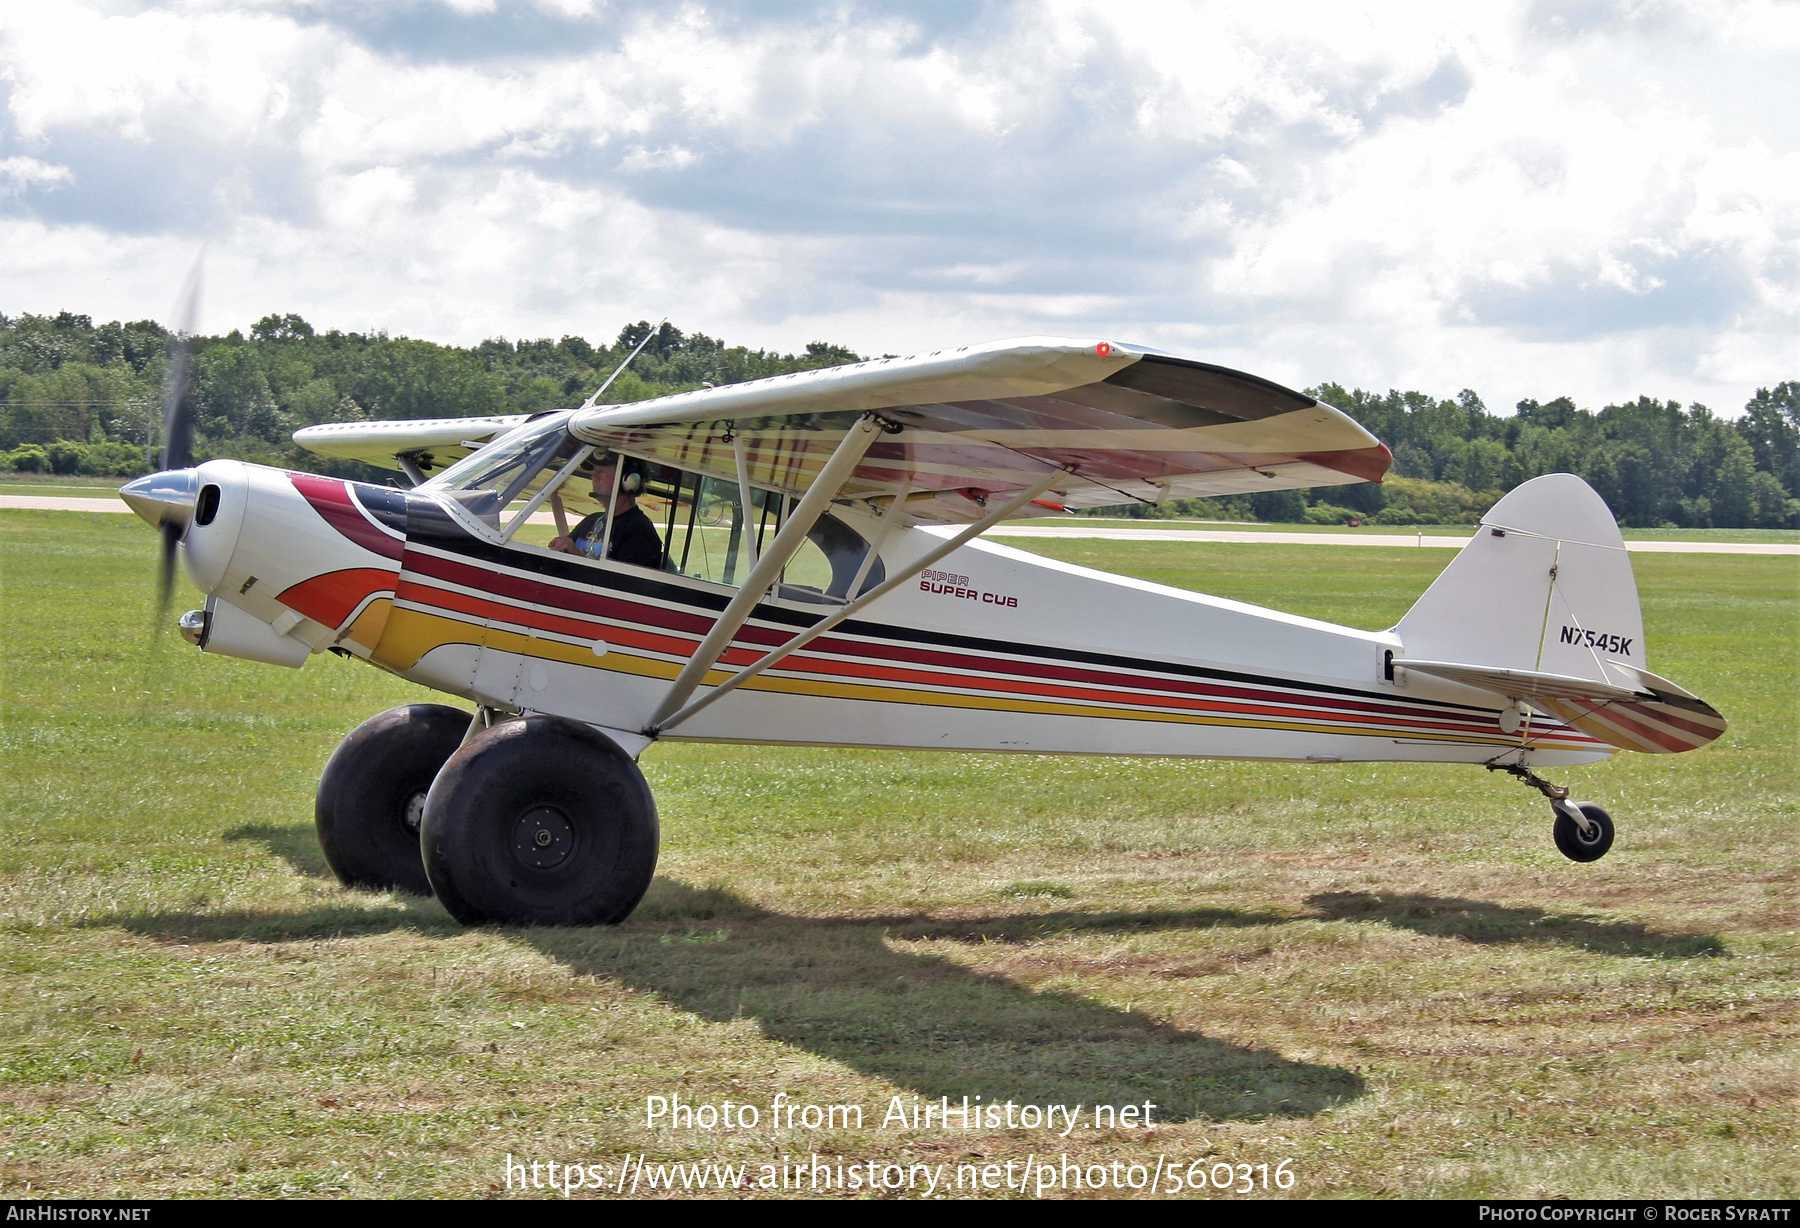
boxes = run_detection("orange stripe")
[398,582,1600,747]
[279,567,397,629]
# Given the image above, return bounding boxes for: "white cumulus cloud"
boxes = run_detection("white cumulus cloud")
[0,0,1793,414]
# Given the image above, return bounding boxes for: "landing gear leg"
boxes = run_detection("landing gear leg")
[1486,761,1616,863]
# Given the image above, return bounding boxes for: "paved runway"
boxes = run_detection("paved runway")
[7,494,1795,555]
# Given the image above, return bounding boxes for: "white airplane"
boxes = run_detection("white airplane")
[120,337,1725,926]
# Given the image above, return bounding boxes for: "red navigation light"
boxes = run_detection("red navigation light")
[1095,342,1112,356]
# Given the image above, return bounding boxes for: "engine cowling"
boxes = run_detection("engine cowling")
[128,461,407,668]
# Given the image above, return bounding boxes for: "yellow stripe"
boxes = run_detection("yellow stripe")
[383,608,1586,748]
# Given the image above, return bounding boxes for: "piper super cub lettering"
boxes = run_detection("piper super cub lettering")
[121,335,1727,926]
[921,569,1017,607]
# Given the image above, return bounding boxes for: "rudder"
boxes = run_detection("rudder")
[1395,473,1645,682]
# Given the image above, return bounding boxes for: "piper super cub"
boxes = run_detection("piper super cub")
[119,337,1727,926]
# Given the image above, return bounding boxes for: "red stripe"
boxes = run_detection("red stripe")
[1605,702,1711,751]
[280,568,397,629]
[290,474,404,560]
[406,551,717,636]
[1620,699,1725,741]
[399,577,1596,744]
[404,547,1509,733]
[1294,443,1394,484]
[1554,699,1692,753]
[398,580,699,661]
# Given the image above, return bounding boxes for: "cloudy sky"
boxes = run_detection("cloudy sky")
[1,0,1796,414]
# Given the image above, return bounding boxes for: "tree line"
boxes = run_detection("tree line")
[1,310,1795,528]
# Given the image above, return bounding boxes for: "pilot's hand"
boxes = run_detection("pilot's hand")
[549,535,575,554]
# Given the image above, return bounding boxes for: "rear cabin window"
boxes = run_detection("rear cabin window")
[777,505,885,601]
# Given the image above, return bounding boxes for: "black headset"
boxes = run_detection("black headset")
[590,453,645,497]
[618,456,645,496]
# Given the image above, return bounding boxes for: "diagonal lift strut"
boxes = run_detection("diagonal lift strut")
[646,413,885,730]
[647,465,1068,737]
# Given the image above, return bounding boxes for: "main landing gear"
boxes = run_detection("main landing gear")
[315,706,659,925]
[1487,761,1616,863]
[316,703,468,895]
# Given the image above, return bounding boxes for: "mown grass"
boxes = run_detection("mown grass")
[0,511,1794,1199]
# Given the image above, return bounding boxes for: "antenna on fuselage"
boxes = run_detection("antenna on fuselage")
[578,317,668,411]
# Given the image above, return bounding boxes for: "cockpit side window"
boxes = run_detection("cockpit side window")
[648,470,781,586]
[434,429,888,597]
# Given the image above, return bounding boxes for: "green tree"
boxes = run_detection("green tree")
[1738,382,1800,498]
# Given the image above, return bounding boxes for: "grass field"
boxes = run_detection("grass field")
[0,510,1795,1199]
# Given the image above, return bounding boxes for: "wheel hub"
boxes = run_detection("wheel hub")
[512,806,575,870]
[402,790,427,835]
[1552,798,1599,840]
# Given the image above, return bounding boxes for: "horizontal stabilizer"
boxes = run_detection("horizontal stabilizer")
[1399,660,1642,703]
[1400,659,1727,754]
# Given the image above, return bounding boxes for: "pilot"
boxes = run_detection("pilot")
[550,456,664,568]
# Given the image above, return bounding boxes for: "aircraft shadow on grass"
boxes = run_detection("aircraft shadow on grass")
[1303,891,1727,959]
[95,832,1724,1121]
[104,831,1359,1123]
[528,880,1359,1123]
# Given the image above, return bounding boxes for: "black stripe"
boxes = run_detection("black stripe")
[402,501,1496,718]
[350,482,410,534]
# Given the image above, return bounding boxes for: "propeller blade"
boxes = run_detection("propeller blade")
[156,519,183,620]
[146,253,203,639]
[158,256,202,472]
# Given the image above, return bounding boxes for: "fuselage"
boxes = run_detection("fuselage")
[160,459,1611,768]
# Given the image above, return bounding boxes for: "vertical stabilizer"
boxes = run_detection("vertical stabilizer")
[1395,473,1646,687]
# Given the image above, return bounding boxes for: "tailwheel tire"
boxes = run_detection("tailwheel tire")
[1553,801,1615,863]
[420,716,658,926]
[316,703,469,895]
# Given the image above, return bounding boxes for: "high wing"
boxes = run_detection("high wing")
[289,338,1391,520]
[563,337,1391,521]
[293,414,532,481]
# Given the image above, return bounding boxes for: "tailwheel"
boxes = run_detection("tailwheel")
[315,703,469,895]
[420,716,658,926]
[1552,800,1615,863]
[1487,760,1617,864]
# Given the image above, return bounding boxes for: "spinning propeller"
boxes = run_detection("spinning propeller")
[118,258,203,624]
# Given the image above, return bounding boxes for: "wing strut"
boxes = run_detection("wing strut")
[646,465,1068,737]
[846,473,911,599]
[647,414,886,728]
[731,431,759,574]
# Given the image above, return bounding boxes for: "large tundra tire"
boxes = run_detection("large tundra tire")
[316,703,469,895]
[420,716,658,926]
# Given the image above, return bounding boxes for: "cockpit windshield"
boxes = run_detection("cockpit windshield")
[419,411,580,525]
[417,412,886,597]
